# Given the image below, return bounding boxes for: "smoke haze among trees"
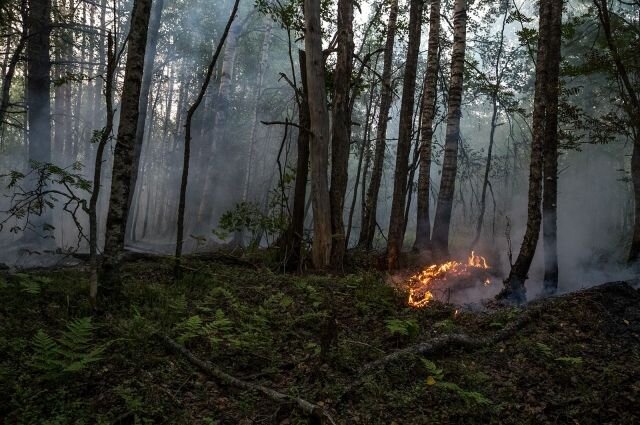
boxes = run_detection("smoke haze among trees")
[0,0,639,302]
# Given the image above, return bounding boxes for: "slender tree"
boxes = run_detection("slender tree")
[329,0,354,270]
[542,0,562,294]
[500,0,555,303]
[359,0,398,249]
[470,5,508,250]
[100,0,153,289]
[0,0,26,142]
[413,0,441,253]
[431,0,468,258]
[89,32,116,308]
[174,0,240,276]
[280,49,310,271]
[127,0,165,240]
[593,0,640,264]
[386,0,423,269]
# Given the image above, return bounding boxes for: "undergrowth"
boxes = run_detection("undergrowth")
[0,256,638,424]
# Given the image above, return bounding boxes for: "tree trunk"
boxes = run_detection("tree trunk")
[413,0,441,253]
[593,0,640,263]
[25,0,52,241]
[431,0,468,258]
[89,32,115,308]
[470,8,508,251]
[304,0,332,269]
[127,0,164,240]
[386,0,423,270]
[329,0,354,270]
[100,0,153,289]
[500,0,552,303]
[0,0,26,143]
[346,77,377,249]
[174,0,240,275]
[281,49,310,272]
[26,0,52,163]
[358,0,398,250]
[542,0,562,294]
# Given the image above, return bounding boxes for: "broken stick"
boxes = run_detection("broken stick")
[159,335,337,424]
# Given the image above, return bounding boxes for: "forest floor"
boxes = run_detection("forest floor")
[1,252,639,424]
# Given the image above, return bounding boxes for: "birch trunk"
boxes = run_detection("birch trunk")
[431,0,468,258]
[386,0,423,269]
[500,0,552,303]
[413,0,441,253]
[100,0,153,289]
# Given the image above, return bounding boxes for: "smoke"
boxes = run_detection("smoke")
[0,0,637,306]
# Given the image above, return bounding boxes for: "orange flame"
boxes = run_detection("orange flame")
[407,251,491,308]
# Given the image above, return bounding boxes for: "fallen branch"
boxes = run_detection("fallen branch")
[339,304,543,400]
[159,335,336,424]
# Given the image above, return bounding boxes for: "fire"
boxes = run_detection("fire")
[407,251,491,308]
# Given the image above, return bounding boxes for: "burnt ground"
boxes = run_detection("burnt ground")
[0,255,639,424]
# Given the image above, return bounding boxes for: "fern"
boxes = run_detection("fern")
[202,309,233,345]
[30,317,105,378]
[16,273,51,295]
[420,358,492,407]
[420,358,444,380]
[167,294,187,315]
[174,315,204,344]
[31,330,60,373]
[385,318,419,338]
[437,381,493,406]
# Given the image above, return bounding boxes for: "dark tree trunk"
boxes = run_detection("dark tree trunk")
[329,0,354,270]
[346,77,377,249]
[542,0,562,294]
[304,0,332,269]
[281,49,310,271]
[127,0,164,240]
[500,0,553,303]
[174,0,240,275]
[0,0,26,140]
[26,0,52,164]
[386,0,423,270]
[593,0,640,264]
[358,0,398,250]
[25,0,52,241]
[89,32,115,308]
[413,0,441,253]
[100,0,153,289]
[431,0,468,258]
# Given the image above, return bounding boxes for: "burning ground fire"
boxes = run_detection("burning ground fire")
[407,252,492,308]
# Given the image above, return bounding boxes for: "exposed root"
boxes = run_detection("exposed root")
[159,335,336,424]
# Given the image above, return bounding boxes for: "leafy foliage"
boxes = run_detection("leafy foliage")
[29,318,106,379]
[214,201,287,248]
[0,161,91,245]
[385,318,419,339]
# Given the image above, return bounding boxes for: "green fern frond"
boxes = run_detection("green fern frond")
[174,315,204,344]
[29,317,104,379]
